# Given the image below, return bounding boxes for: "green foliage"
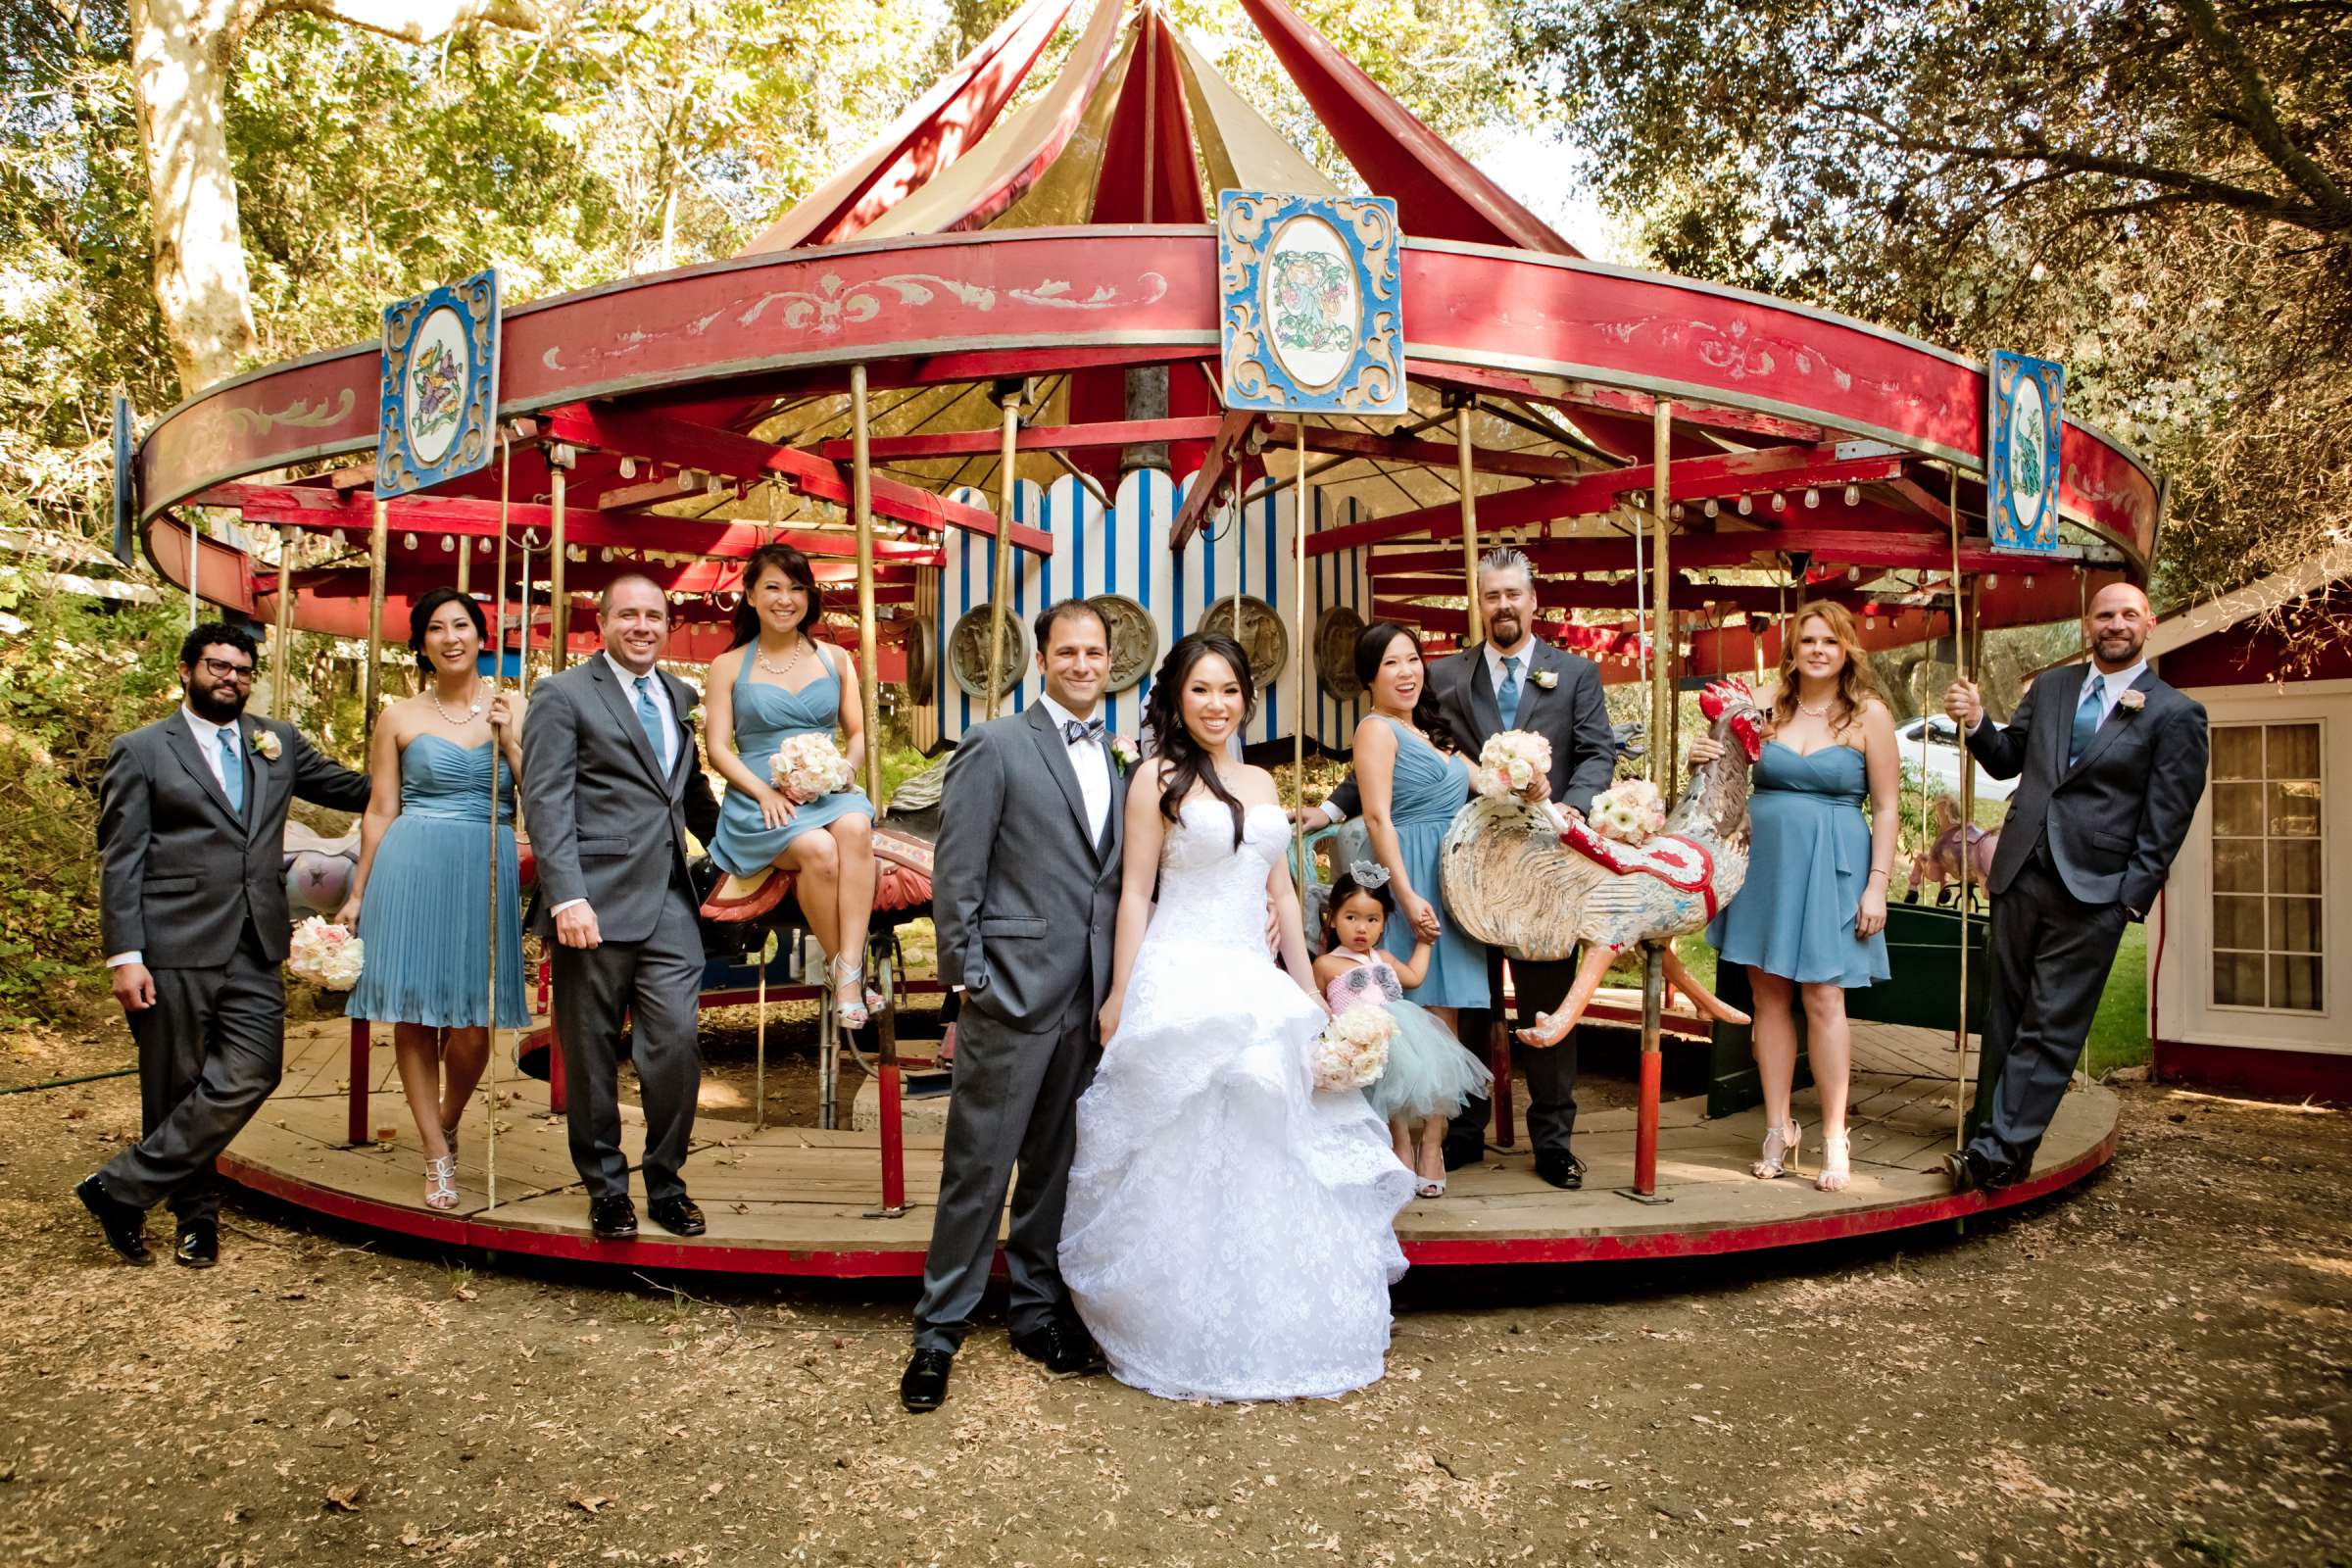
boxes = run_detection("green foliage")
[2087,922,2151,1078]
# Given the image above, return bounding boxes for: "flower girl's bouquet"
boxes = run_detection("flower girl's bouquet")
[1470,730,1552,802]
[1589,778,1668,846]
[1310,1004,1396,1093]
[288,915,365,991]
[769,732,854,804]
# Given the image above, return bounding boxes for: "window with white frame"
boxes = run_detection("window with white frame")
[2210,721,2324,1012]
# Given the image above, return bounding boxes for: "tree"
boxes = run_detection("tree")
[1506,0,2350,638]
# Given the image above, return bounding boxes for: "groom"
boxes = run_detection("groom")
[1305,548,1616,1187]
[1944,582,2207,1191]
[902,599,1124,1412]
[522,575,721,1241]
[79,622,372,1267]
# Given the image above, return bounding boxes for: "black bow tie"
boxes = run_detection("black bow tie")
[1060,717,1105,745]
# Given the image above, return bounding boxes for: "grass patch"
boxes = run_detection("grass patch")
[2086,921,2151,1077]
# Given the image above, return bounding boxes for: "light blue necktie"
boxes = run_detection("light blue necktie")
[216,728,244,815]
[1497,655,1524,730]
[2068,673,2105,766]
[634,675,667,769]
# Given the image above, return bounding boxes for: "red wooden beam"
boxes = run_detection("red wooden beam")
[1264,421,1587,482]
[912,344,1218,384]
[1169,407,1261,550]
[1372,577,1858,615]
[814,416,1226,463]
[536,404,1052,555]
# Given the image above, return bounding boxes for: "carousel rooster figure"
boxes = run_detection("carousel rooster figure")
[1439,679,1768,1048]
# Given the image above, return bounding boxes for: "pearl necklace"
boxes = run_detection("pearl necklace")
[429,678,484,725]
[1796,694,1834,718]
[756,636,808,681]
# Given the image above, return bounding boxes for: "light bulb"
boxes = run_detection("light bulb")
[1803,488,1819,509]
[1703,498,1719,517]
[1843,484,1859,506]
[439,535,454,553]
[1738,495,1753,515]
[402,532,417,550]
[618,457,637,479]
[1771,492,1788,513]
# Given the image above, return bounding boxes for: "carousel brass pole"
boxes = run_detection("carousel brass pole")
[455,525,470,597]
[853,365,907,1218]
[547,447,572,673]
[1631,400,1674,1203]
[482,431,512,1211]
[1293,419,1310,896]
[985,384,1020,718]
[364,498,389,744]
[1951,465,1973,1152]
[1456,404,1482,647]
[272,523,296,720]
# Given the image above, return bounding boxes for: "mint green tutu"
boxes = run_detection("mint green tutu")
[1323,952,1494,1123]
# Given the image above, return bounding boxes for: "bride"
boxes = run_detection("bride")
[1059,631,1413,1401]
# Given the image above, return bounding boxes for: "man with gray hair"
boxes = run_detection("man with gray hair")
[522,574,722,1240]
[1303,547,1616,1187]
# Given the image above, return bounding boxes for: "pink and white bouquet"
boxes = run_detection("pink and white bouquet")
[1589,778,1668,846]
[769,732,854,804]
[1310,1004,1396,1093]
[1470,730,1553,802]
[288,915,364,991]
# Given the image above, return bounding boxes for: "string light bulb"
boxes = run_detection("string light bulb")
[402,532,417,550]
[1803,488,1819,509]
[439,535,454,553]
[1738,495,1753,515]
[1771,492,1788,513]
[1844,484,1860,506]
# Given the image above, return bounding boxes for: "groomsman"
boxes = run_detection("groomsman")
[1944,583,2208,1191]
[80,622,372,1266]
[1304,548,1617,1187]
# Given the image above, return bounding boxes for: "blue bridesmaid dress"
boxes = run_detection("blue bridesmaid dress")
[350,734,529,1029]
[710,644,876,877]
[1707,742,1890,988]
[1364,714,1489,1009]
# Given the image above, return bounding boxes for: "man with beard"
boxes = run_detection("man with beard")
[79,622,372,1266]
[1302,549,1616,1188]
[1944,582,2207,1192]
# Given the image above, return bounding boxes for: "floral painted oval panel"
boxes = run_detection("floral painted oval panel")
[2005,369,2049,540]
[406,304,472,467]
[1261,214,1360,393]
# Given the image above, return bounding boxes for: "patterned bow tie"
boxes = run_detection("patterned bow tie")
[1060,716,1105,745]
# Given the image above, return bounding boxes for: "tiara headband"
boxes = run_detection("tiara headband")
[1348,859,1392,889]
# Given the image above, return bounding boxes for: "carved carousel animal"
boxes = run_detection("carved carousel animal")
[1902,794,1996,909]
[1439,680,1768,1048]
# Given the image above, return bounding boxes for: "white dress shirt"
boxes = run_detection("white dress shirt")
[1968,658,2149,736]
[1040,694,1111,845]
[109,706,245,969]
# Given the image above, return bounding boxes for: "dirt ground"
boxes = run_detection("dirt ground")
[2,1017,2346,1568]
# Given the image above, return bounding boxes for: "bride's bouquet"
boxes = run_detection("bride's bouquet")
[1470,730,1552,802]
[288,915,365,991]
[1589,778,1668,846]
[770,732,854,804]
[1310,1004,1396,1094]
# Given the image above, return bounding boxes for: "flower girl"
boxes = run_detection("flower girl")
[1313,864,1494,1197]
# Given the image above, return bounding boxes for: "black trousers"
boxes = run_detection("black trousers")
[103,919,283,1222]
[1968,853,2129,1177]
[1447,948,1582,1159]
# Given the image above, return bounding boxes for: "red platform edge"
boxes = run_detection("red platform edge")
[217,1125,2115,1279]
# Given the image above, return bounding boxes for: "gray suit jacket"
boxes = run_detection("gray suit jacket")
[1967,664,2209,915]
[99,712,371,967]
[520,659,721,945]
[931,704,1127,1033]
[1326,639,1617,818]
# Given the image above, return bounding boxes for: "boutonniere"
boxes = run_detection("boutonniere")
[249,728,281,761]
[1107,735,1141,774]
[2117,690,2146,713]
[1531,669,1559,690]
[686,705,706,729]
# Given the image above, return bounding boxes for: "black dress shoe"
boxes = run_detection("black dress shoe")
[75,1175,151,1265]
[1944,1148,2002,1194]
[588,1195,638,1240]
[173,1219,219,1269]
[1533,1151,1588,1191]
[648,1195,706,1236]
[1011,1316,1108,1377]
[900,1348,953,1412]
[1442,1141,1486,1172]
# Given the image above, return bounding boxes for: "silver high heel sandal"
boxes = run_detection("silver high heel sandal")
[1814,1129,1852,1193]
[423,1152,460,1211]
[831,955,874,1030]
[1751,1118,1802,1180]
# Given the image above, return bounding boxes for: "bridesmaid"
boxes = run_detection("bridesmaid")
[1692,602,1899,1192]
[1346,622,1490,1100]
[338,588,529,1211]
[705,543,880,1024]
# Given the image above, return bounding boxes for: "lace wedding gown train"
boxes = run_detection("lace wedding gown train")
[1059,800,1413,1401]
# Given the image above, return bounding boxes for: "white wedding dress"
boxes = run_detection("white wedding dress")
[1059,800,1413,1401]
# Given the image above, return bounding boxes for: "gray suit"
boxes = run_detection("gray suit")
[96,711,371,1219]
[1325,639,1617,1158]
[1965,664,2208,1174]
[520,658,721,1202]
[912,704,1125,1353]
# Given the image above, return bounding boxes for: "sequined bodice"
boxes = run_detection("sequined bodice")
[1147,799,1292,952]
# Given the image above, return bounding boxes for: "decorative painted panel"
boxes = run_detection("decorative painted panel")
[377,270,501,499]
[1218,192,1405,415]
[1985,349,2065,557]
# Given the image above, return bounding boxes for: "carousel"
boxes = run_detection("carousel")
[124,0,2134,1274]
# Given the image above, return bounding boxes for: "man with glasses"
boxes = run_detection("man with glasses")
[77,621,371,1267]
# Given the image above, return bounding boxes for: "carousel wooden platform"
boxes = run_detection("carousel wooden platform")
[219,1016,2119,1274]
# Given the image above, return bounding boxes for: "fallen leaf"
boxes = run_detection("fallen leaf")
[323,1483,366,1512]
[568,1493,615,1515]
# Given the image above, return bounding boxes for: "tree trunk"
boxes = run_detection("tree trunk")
[129,0,260,395]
